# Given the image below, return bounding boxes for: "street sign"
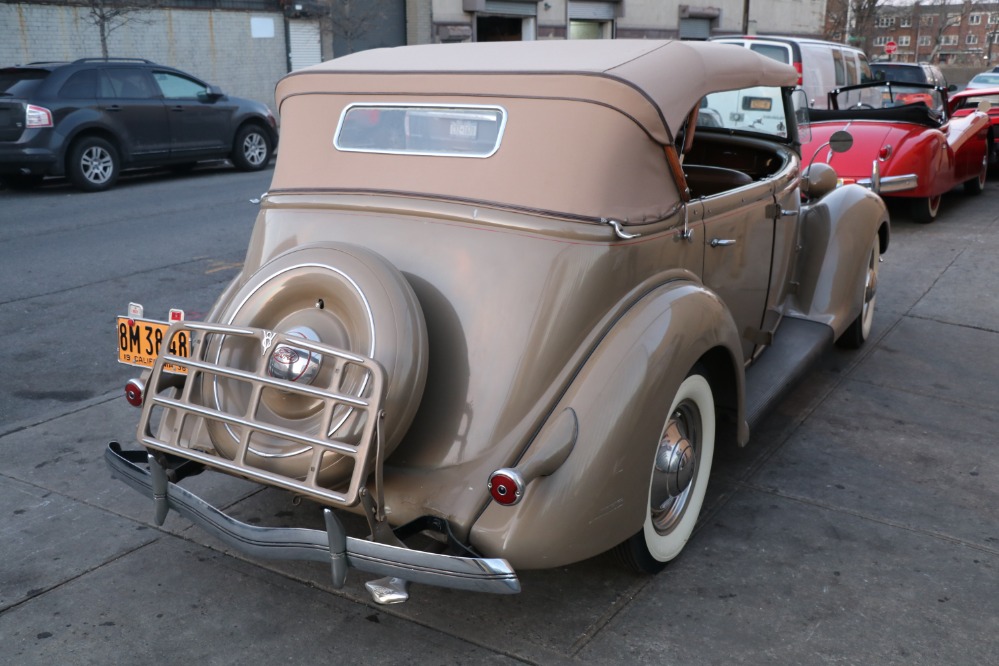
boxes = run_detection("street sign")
[885,40,897,55]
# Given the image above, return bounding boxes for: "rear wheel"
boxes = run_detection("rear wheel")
[964,155,988,195]
[909,194,941,224]
[231,124,272,171]
[614,369,715,574]
[837,235,880,349]
[68,136,119,192]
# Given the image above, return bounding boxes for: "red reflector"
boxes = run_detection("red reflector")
[793,61,803,86]
[878,145,892,161]
[487,470,524,506]
[124,378,144,407]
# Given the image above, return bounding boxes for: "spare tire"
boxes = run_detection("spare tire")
[201,243,428,486]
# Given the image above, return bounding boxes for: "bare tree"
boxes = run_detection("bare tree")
[318,0,393,56]
[80,0,156,59]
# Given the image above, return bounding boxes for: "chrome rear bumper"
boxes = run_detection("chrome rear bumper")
[105,442,520,601]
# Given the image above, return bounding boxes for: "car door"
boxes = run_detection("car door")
[99,68,170,160]
[699,180,776,362]
[151,70,230,158]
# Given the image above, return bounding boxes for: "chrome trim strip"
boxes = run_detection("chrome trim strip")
[105,443,521,597]
[858,173,917,193]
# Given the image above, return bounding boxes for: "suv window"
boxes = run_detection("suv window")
[103,68,158,99]
[153,71,209,99]
[59,69,99,99]
[0,69,47,97]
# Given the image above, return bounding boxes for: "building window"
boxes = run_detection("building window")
[992,32,999,44]
[970,14,982,26]
[990,13,999,25]
[941,34,958,46]
[919,35,932,46]
[873,36,889,47]
[901,17,912,28]
[876,17,896,28]
[921,15,934,27]
[967,34,979,45]
[899,35,910,47]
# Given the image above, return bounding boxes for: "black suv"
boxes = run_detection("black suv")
[0,58,278,192]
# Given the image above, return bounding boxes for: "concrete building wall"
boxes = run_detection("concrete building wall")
[0,3,287,110]
[424,0,828,42]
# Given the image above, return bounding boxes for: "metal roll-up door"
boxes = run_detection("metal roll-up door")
[678,17,711,40]
[288,20,322,71]
[569,2,617,21]
[483,1,537,16]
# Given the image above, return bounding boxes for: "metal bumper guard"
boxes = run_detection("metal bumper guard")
[105,443,520,603]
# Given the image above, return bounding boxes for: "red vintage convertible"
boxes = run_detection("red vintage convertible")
[949,86,999,168]
[802,81,990,223]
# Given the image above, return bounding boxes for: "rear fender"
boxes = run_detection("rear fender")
[469,281,743,569]
[791,184,889,338]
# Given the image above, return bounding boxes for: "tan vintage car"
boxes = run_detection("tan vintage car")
[108,40,889,604]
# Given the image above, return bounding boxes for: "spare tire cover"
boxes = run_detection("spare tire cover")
[202,243,428,485]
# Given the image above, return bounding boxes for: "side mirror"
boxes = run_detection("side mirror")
[200,84,224,102]
[978,99,992,113]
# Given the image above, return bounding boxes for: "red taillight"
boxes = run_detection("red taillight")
[124,378,145,407]
[487,469,524,506]
[25,104,53,128]
[793,61,803,86]
[878,145,892,161]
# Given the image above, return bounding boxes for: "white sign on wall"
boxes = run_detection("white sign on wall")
[251,17,275,39]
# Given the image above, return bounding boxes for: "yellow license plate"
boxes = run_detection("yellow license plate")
[116,317,190,374]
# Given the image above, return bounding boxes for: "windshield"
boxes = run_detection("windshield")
[833,83,944,115]
[0,69,48,97]
[698,86,790,139]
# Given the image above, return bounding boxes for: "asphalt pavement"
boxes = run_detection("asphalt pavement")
[1,179,997,665]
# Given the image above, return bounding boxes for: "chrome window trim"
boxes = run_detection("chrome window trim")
[333,102,508,159]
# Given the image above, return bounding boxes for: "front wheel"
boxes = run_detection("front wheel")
[837,235,880,349]
[231,124,272,171]
[614,370,716,574]
[68,136,119,192]
[909,194,941,224]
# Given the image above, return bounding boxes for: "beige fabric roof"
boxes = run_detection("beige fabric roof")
[276,39,799,145]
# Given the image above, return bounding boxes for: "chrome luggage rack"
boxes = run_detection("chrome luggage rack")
[138,321,385,509]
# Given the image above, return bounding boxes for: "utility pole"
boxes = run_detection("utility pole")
[742,0,750,34]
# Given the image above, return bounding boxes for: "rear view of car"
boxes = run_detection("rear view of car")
[0,58,278,192]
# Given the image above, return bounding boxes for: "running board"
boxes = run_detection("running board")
[744,317,833,429]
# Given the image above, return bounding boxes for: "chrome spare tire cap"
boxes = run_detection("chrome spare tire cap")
[267,326,322,384]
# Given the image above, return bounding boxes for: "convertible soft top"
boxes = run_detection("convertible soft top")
[277,40,798,146]
[270,40,797,223]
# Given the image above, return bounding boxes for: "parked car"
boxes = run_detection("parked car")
[964,71,999,91]
[949,86,999,166]
[712,35,873,108]
[803,81,990,223]
[870,61,949,89]
[106,40,889,604]
[0,57,278,192]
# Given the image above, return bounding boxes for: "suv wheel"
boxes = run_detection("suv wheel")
[68,137,120,192]
[231,125,272,171]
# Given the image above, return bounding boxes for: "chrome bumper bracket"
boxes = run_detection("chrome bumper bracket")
[105,442,521,602]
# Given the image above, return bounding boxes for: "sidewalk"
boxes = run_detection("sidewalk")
[2,189,997,665]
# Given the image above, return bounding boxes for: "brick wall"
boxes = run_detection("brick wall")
[0,3,288,110]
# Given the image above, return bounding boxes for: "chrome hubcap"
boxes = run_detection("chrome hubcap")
[650,401,701,534]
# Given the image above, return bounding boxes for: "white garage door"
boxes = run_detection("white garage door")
[289,20,322,71]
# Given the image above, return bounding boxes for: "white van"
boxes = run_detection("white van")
[712,36,873,108]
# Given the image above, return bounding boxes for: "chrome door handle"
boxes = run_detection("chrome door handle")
[710,238,737,247]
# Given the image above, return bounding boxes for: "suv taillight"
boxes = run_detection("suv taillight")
[26,105,53,128]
